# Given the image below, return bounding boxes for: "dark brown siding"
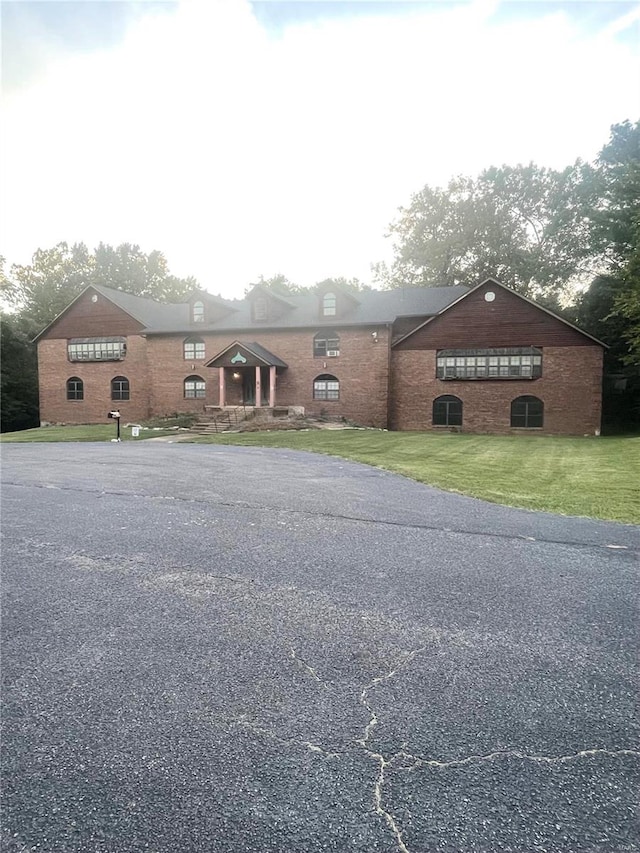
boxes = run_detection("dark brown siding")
[395,282,598,350]
[392,315,431,342]
[41,289,145,339]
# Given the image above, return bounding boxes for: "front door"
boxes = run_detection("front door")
[242,368,270,405]
[242,371,255,404]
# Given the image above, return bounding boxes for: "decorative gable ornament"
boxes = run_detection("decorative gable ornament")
[231,351,247,364]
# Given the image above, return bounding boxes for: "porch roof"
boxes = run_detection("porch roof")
[204,340,288,368]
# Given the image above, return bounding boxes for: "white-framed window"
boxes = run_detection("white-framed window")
[322,292,337,317]
[67,337,126,361]
[436,347,542,380]
[313,374,339,400]
[253,297,268,321]
[184,375,206,399]
[192,301,205,323]
[313,330,340,357]
[183,337,205,360]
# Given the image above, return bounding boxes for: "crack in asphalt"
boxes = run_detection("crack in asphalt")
[289,648,329,689]
[398,746,640,771]
[356,647,430,853]
[2,480,636,553]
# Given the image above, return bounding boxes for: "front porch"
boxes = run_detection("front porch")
[192,404,304,434]
[205,341,288,409]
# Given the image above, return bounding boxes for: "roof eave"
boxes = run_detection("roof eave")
[391,278,608,349]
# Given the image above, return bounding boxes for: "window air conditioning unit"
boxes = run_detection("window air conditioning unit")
[327,350,340,357]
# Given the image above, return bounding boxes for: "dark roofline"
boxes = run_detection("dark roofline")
[204,340,287,368]
[391,278,608,349]
[33,284,147,342]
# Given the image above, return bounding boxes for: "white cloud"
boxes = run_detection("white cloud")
[1,0,638,297]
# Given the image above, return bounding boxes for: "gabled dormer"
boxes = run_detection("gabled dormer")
[245,284,295,324]
[187,290,238,327]
[316,280,360,320]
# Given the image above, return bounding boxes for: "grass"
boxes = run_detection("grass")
[2,425,638,524]
[185,430,640,524]
[0,424,177,442]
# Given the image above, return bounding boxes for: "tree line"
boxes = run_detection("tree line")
[1,120,638,432]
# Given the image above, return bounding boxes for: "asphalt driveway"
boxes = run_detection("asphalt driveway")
[1,442,639,853]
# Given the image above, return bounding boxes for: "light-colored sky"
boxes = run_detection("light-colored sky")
[1,0,639,299]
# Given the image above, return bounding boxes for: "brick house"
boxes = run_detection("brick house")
[34,278,605,435]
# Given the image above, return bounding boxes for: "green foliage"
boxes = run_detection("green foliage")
[379,162,598,302]
[314,276,372,293]
[1,312,40,432]
[4,241,199,330]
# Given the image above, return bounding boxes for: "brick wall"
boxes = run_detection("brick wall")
[146,326,391,428]
[390,346,603,435]
[38,336,151,424]
[40,325,391,427]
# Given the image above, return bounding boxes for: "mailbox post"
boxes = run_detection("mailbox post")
[107,410,121,441]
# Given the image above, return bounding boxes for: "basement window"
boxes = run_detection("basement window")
[436,347,542,380]
[68,337,126,362]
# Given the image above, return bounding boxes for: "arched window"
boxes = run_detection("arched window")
[433,395,462,426]
[184,375,206,399]
[66,377,84,401]
[192,300,205,323]
[313,374,339,401]
[322,292,337,317]
[111,376,130,401]
[511,396,544,428]
[183,336,205,360]
[313,330,340,357]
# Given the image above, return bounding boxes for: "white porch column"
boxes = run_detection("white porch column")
[255,365,262,407]
[269,366,276,408]
[218,367,226,407]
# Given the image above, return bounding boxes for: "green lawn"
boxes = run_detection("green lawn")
[2,426,638,524]
[185,430,640,524]
[0,424,177,442]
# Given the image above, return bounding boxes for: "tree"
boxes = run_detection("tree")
[378,162,598,305]
[314,276,372,293]
[5,243,94,330]
[590,120,640,366]
[1,312,39,432]
[93,242,199,302]
[5,242,199,331]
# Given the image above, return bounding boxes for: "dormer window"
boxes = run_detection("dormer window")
[192,301,205,323]
[253,297,268,322]
[322,292,337,317]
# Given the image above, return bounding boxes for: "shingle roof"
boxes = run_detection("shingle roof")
[104,284,469,333]
[35,282,470,341]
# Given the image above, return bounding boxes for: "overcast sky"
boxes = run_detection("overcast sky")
[1,0,639,299]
